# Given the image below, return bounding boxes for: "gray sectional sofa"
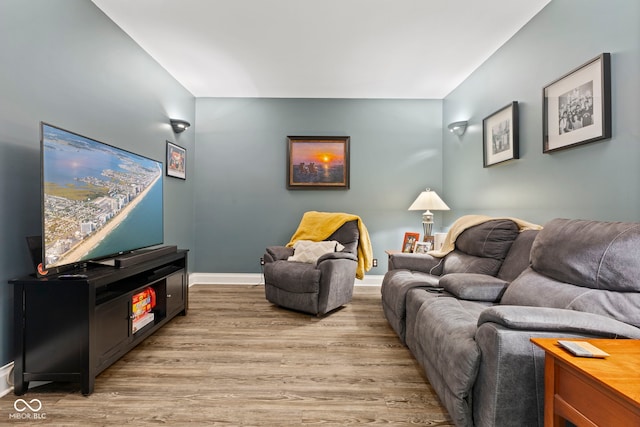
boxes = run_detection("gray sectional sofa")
[381,218,640,427]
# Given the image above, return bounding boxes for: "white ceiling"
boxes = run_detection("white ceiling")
[92,0,551,99]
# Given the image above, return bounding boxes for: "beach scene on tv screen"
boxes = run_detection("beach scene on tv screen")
[42,124,163,268]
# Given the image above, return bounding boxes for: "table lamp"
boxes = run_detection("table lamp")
[408,188,450,240]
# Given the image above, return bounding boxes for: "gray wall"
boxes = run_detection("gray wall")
[442,0,640,226]
[193,98,443,274]
[0,1,195,366]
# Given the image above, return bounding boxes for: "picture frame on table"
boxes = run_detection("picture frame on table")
[166,141,186,180]
[401,232,420,253]
[287,136,350,189]
[543,53,611,153]
[414,241,431,254]
[483,101,519,167]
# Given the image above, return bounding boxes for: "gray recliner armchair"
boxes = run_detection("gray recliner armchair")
[263,220,360,316]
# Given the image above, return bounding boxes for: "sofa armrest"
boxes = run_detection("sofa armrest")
[440,273,508,302]
[317,251,358,264]
[478,306,640,338]
[388,252,444,275]
[265,246,294,262]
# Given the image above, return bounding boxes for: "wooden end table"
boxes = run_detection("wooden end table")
[531,338,640,427]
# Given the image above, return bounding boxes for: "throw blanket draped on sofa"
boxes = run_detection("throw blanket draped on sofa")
[428,214,543,258]
[286,211,373,280]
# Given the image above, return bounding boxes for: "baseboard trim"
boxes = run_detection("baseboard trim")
[189,273,384,286]
[357,275,384,286]
[0,361,14,398]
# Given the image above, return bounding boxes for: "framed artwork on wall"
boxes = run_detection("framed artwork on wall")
[166,141,186,180]
[543,53,611,153]
[287,136,350,189]
[401,232,420,253]
[483,101,519,167]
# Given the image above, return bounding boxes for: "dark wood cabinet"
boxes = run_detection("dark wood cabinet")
[10,249,188,395]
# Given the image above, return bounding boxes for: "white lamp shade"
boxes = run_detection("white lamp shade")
[408,189,450,211]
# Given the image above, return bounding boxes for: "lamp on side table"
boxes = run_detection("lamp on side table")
[408,188,450,246]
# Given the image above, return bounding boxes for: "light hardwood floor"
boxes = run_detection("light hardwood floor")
[1,284,453,426]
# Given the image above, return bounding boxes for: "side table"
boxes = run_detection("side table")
[531,338,640,427]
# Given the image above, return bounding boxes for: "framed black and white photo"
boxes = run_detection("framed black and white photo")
[166,141,186,179]
[483,102,519,167]
[543,53,611,153]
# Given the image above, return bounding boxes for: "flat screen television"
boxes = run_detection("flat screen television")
[40,122,163,273]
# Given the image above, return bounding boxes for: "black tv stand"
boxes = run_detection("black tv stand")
[10,249,188,395]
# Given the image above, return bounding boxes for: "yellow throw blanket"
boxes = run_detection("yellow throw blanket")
[428,214,543,258]
[287,211,373,279]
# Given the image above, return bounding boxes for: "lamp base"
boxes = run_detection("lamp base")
[421,209,434,240]
[421,223,434,250]
[421,210,435,249]
[421,221,433,239]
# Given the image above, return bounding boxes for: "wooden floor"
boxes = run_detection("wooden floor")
[1,285,453,426]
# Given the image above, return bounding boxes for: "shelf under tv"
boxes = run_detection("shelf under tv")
[10,249,188,395]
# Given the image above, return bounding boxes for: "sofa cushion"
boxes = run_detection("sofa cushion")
[442,251,502,276]
[496,229,538,281]
[501,267,640,328]
[381,270,440,343]
[455,219,519,260]
[381,271,441,315]
[530,218,640,292]
[440,273,508,302]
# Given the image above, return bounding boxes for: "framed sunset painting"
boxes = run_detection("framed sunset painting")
[286,136,350,189]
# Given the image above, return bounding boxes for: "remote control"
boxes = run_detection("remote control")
[558,340,609,358]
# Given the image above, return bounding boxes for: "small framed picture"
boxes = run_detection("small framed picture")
[166,141,186,180]
[401,232,420,253]
[543,53,611,153]
[414,241,432,254]
[483,102,519,167]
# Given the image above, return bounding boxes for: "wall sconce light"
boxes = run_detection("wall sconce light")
[448,121,468,136]
[170,119,191,133]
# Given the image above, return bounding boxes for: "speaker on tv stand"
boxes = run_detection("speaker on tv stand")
[114,245,178,268]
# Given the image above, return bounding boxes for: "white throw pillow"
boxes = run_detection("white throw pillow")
[287,240,345,264]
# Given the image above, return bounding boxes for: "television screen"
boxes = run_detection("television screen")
[41,123,163,270]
